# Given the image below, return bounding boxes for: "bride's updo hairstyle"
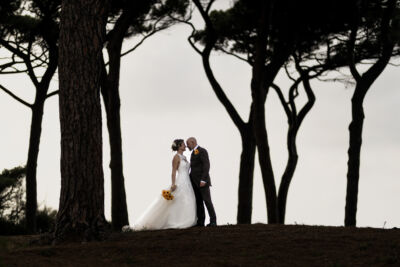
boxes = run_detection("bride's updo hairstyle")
[171,139,184,151]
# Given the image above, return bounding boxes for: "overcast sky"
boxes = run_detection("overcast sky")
[0,1,399,228]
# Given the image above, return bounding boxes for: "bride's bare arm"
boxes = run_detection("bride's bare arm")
[171,155,180,191]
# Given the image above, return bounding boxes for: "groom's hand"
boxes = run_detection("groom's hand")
[200,181,207,187]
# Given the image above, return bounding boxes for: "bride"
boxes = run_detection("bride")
[131,139,197,230]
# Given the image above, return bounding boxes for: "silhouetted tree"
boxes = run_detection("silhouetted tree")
[0,0,60,233]
[102,0,189,231]
[190,0,356,223]
[344,0,399,227]
[55,0,109,242]
[180,0,256,224]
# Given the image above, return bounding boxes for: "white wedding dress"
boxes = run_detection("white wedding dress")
[132,154,197,230]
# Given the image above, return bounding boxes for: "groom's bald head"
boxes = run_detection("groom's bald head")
[186,137,197,150]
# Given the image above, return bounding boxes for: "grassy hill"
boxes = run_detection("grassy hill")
[1,224,399,266]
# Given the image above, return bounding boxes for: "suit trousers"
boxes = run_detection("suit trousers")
[192,183,216,225]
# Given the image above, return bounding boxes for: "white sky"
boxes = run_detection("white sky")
[0,1,399,228]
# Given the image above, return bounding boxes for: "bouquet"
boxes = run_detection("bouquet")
[162,189,174,200]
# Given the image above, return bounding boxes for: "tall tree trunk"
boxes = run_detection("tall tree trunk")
[237,123,256,224]
[102,13,131,232]
[103,85,129,231]
[55,0,109,241]
[192,13,257,224]
[277,127,298,224]
[25,97,45,233]
[345,90,365,227]
[275,69,315,224]
[344,0,395,227]
[101,51,129,231]
[100,9,133,231]
[251,1,279,223]
[252,92,277,223]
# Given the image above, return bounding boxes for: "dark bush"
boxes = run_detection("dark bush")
[0,218,26,235]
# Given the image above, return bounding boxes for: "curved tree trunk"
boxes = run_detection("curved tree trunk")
[195,18,257,224]
[55,0,109,242]
[236,123,256,224]
[276,69,315,224]
[277,127,298,224]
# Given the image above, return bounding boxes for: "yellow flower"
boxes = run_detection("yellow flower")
[194,149,199,155]
[162,189,174,200]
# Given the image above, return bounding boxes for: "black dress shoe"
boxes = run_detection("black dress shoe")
[206,223,217,227]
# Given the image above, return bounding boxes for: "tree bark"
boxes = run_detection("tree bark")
[55,0,109,241]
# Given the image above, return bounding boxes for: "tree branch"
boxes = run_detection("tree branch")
[218,47,251,65]
[347,0,362,82]
[271,83,291,120]
[46,90,59,99]
[0,84,32,108]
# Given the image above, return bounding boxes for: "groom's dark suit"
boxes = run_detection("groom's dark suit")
[190,146,217,226]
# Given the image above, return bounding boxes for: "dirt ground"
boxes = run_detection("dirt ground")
[0,223,399,266]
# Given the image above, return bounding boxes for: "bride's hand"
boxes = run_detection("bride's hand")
[171,184,177,192]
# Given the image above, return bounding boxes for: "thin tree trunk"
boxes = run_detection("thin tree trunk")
[275,68,316,224]
[101,58,129,231]
[251,1,279,223]
[237,123,256,224]
[344,0,395,227]
[345,90,365,227]
[277,128,298,224]
[252,95,277,223]
[101,45,129,231]
[25,98,45,233]
[25,48,58,233]
[100,9,133,231]
[194,15,257,224]
[55,0,109,242]
[105,90,129,231]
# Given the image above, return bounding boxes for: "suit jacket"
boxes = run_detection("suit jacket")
[190,146,211,187]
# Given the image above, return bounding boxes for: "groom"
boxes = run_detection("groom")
[186,137,217,227]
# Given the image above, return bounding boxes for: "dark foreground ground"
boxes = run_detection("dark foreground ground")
[0,224,399,266]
